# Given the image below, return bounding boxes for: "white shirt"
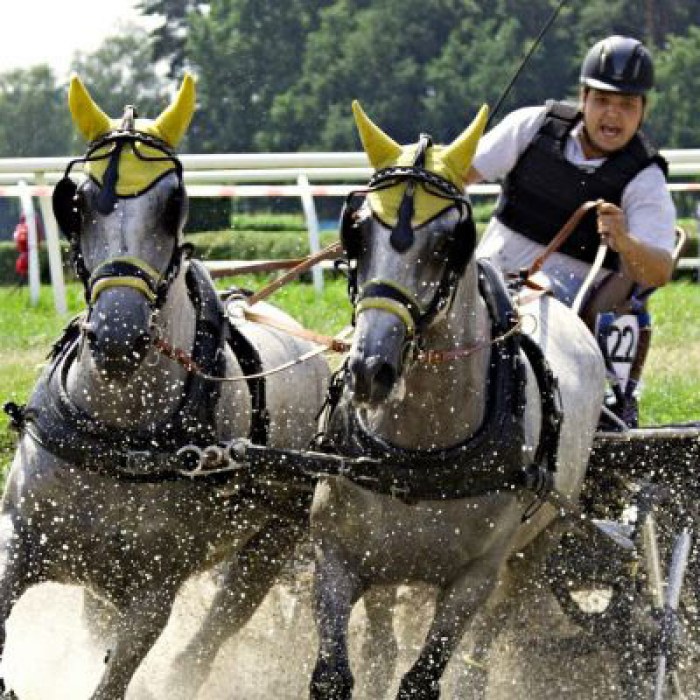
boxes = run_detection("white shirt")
[473,105,677,303]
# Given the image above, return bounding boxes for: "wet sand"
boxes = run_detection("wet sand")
[0,571,653,700]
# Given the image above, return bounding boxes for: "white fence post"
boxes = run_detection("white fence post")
[17,180,40,306]
[36,174,67,314]
[297,173,323,294]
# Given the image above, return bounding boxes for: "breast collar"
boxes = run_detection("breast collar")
[319,260,562,502]
[15,261,268,482]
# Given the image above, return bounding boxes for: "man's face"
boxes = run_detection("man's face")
[580,88,645,157]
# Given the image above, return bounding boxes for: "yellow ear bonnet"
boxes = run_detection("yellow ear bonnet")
[352,102,488,227]
[68,74,196,196]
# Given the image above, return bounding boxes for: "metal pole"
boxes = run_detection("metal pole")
[297,174,323,294]
[36,173,67,314]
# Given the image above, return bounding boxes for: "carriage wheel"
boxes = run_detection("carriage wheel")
[547,524,699,699]
[546,529,640,646]
[650,529,697,700]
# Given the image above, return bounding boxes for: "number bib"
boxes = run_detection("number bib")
[596,313,640,392]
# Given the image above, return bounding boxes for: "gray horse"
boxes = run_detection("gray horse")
[0,75,328,699]
[309,102,606,699]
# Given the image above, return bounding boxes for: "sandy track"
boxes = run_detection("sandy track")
[0,570,657,700]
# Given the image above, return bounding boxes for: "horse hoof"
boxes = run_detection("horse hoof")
[396,676,440,700]
[310,675,354,700]
[0,678,17,699]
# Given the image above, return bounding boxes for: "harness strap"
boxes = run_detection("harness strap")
[241,308,352,354]
[246,241,342,306]
[526,199,602,277]
[225,324,270,445]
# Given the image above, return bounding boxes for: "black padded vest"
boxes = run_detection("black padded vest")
[495,101,667,268]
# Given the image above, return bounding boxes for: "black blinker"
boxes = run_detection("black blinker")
[389,133,431,254]
[390,184,415,252]
[52,176,80,239]
[96,142,124,215]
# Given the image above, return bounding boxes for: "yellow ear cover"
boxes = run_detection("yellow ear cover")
[352,100,402,169]
[360,104,489,228]
[69,74,197,196]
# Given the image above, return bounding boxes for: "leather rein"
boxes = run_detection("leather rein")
[151,199,602,380]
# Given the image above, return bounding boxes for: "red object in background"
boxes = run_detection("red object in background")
[15,251,28,277]
[13,217,28,253]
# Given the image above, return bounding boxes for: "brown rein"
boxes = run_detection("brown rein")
[525,199,602,277]
[152,200,600,378]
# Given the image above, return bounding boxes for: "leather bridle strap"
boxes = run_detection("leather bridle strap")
[526,199,602,277]
[241,308,352,353]
[88,256,163,304]
[246,241,343,305]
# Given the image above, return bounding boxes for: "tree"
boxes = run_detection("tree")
[0,66,70,157]
[69,28,173,148]
[645,27,700,148]
[187,0,333,152]
[137,0,205,78]
[263,0,466,151]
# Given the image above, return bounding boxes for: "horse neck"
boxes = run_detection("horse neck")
[66,271,197,427]
[359,261,492,450]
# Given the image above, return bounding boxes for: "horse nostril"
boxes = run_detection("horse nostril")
[82,322,97,344]
[348,355,396,403]
[373,363,396,392]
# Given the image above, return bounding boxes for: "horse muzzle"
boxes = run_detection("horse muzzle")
[346,311,411,406]
[83,287,153,382]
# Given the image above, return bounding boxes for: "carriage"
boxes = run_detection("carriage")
[1,76,698,700]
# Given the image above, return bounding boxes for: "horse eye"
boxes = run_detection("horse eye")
[431,233,451,261]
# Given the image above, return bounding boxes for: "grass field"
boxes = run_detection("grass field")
[1,274,699,470]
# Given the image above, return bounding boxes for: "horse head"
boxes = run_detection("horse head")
[52,74,195,382]
[342,101,488,405]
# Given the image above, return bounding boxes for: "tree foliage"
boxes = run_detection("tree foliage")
[5,1,700,156]
[0,66,70,157]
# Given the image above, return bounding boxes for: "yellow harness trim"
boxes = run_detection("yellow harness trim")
[89,256,162,304]
[356,297,416,336]
[367,278,423,310]
[91,256,161,282]
[90,277,158,304]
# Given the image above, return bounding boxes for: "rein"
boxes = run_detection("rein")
[525,199,602,277]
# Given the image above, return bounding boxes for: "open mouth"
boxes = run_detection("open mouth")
[600,124,622,139]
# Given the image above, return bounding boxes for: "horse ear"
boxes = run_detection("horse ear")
[442,104,489,184]
[153,73,196,147]
[68,75,111,142]
[352,100,402,170]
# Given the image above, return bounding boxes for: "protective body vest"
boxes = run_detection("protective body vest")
[495,101,667,268]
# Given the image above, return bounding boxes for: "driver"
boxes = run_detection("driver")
[465,35,676,308]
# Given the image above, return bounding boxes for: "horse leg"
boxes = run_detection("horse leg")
[165,517,306,700]
[0,519,41,698]
[358,586,399,700]
[81,590,117,650]
[396,559,503,700]
[89,587,176,700]
[448,598,511,699]
[310,546,364,700]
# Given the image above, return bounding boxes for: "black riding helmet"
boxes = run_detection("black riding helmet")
[580,36,654,95]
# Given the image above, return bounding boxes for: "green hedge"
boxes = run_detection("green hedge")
[0,213,695,285]
[186,229,338,261]
[0,229,341,285]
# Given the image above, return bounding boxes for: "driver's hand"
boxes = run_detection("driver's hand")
[596,201,628,251]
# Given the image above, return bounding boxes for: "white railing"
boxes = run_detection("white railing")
[1,150,699,313]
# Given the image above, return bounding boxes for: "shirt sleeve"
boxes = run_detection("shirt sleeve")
[471,106,547,182]
[621,164,677,254]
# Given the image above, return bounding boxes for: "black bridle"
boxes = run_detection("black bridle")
[340,137,478,346]
[52,124,190,313]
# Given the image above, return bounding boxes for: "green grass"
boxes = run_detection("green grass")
[1,274,699,470]
[641,280,700,424]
